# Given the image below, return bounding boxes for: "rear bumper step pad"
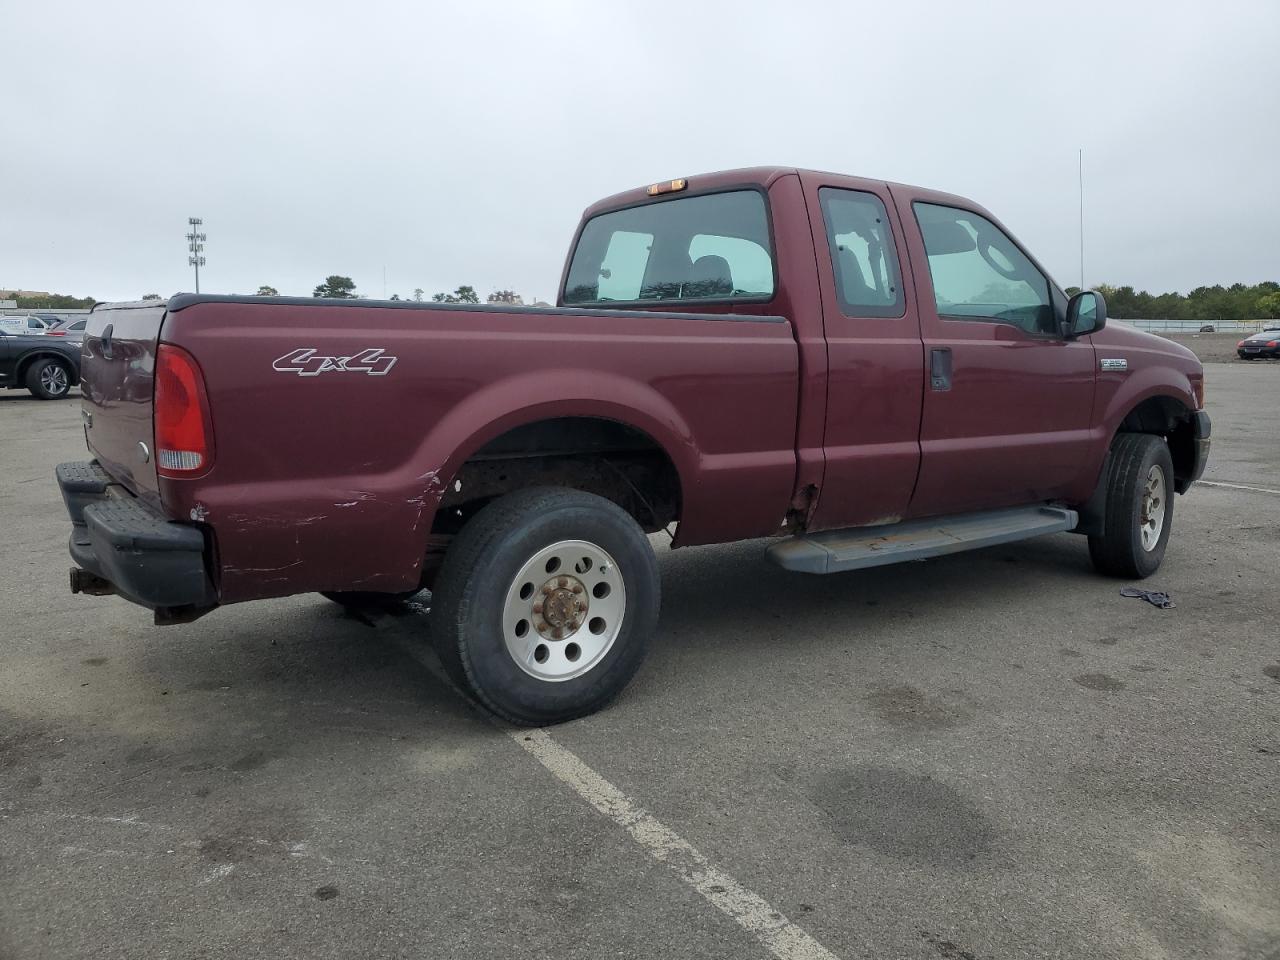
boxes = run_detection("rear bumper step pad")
[58,460,216,612]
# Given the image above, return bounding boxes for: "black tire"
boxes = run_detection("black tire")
[26,358,72,399]
[430,487,659,725]
[1088,433,1175,579]
[320,589,422,611]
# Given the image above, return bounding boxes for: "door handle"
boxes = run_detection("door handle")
[930,348,952,391]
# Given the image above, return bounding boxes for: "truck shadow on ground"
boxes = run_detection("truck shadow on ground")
[349,530,1104,725]
[0,390,80,403]
[94,528,1109,752]
[651,531,1097,644]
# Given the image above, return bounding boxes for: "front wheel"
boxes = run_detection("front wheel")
[430,487,659,725]
[1088,433,1175,579]
[26,358,71,399]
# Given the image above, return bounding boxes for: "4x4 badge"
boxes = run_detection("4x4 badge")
[272,348,397,377]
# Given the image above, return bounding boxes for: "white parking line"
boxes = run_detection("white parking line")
[514,729,839,960]
[393,637,840,960]
[1198,479,1280,496]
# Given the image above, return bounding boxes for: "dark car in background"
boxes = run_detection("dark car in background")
[0,326,82,398]
[1237,327,1280,359]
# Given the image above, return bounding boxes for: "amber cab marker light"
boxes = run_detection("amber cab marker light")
[647,178,688,196]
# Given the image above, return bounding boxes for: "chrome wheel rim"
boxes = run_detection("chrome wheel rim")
[502,539,626,682]
[42,364,68,395]
[1140,465,1166,552]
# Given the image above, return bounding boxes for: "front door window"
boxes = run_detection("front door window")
[914,202,1056,336]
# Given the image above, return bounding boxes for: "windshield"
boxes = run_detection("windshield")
[564,190,774,306]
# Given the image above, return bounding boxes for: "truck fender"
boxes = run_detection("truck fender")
[407,367,699,519]
[1097,367,1197,434]
[1075,369,1199,522]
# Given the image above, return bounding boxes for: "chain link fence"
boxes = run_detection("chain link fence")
[1117,318,1278,334]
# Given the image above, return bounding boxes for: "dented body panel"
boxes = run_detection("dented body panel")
[84,297,799,603]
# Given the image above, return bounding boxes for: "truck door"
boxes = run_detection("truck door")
[799,173,925,531]
[891,189,1096,518]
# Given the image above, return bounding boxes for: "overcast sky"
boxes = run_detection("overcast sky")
[2,0,1277,303]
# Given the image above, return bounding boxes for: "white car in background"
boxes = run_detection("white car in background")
[0,315,53,335]
[44,317,88,342]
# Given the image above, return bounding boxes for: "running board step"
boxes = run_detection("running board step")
[767,506,1079,574]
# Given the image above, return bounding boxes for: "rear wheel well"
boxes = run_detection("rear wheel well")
[431,417,682,539]
[1116,395,1197,492]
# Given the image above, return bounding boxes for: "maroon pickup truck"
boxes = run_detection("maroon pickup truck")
[59,167,1210,723]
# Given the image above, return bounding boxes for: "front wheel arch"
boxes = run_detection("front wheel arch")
[18,352,79,387]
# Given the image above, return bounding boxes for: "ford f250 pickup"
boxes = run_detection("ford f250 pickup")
[59,167,1210,724]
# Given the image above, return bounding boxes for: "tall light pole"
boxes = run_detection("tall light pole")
[1077,149,1085,291]
[187,218,207,293]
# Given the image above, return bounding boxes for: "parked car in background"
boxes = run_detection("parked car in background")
[0,315,54,335]
[45,318,89,342]
[1237,328,1280,359]
[0,326,82,398]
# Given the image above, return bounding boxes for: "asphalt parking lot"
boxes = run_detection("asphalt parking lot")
[2,365,1277,960]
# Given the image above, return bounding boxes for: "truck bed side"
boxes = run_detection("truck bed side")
[146,298,799,602]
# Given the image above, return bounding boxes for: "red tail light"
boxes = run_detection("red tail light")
[1269,341,1279,348]
[154,344,214,477]
[45,330,68,336]
[1237,340,1246,347]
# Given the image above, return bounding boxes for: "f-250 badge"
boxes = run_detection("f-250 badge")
[272,348,397,377]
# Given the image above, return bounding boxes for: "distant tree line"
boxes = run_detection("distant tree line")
[2,290,95,309]
[304,277,528,305]
[1067,281,1280,320]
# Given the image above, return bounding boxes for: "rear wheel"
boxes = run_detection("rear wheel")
[1088,433,1175,579]
[430,487,659,725]
[26,358,71,399]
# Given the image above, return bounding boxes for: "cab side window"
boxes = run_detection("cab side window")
[819,188,904,318]
[914,202,1056,335]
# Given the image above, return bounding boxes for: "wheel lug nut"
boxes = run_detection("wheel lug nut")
[558,577,568,588]
[571,583,583,594]
[552,628,564,639]
[532,602,543,614]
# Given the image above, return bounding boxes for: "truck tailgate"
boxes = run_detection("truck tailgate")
[81,301,166,509]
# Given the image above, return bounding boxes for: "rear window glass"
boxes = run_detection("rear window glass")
[564,190,774,305]
[819,187,904,317]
